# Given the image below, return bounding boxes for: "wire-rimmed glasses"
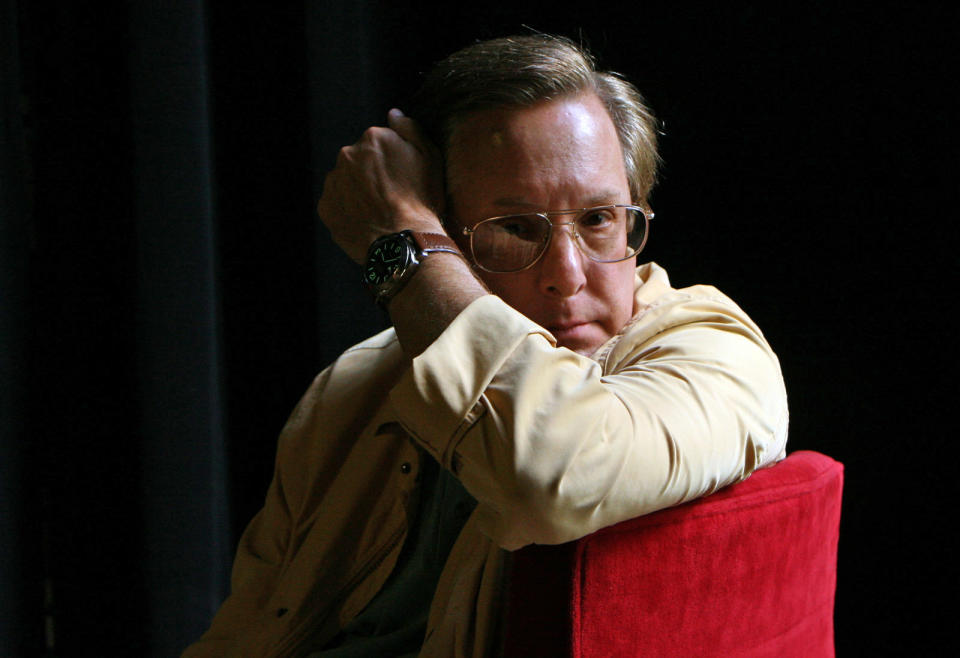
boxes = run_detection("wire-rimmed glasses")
[461,205,653,273]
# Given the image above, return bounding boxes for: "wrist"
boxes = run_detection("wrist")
[388,252,487,357]
[362,230,463,308]
[391,203,444,235]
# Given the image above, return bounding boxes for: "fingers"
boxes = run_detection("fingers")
[386,108,414,139]
[314,108,447,259]
[387,107,445,205]
[387,108,437,156]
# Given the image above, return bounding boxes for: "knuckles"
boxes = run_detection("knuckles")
[334,126,405,168]
[362,125,389,141]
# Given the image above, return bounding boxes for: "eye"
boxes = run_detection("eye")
[579,208,617,230]
[489,215,544,242]
[502,221,529,237]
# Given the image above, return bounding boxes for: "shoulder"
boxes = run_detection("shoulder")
[279,327,406,447]
[600,262,774,372]
[325,326,406,384]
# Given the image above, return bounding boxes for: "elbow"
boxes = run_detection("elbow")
[492,501,591,549]
[491,467,619,548]
[753,396,789,469]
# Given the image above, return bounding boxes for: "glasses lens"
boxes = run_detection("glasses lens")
[472,214,550,272]
[576,206,648,262]
[625,207,649,256]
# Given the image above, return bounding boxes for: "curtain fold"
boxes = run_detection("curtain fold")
[8,1,384,654]
[1,0,35,653]
[128,1,231,654]
[306,0,391,366]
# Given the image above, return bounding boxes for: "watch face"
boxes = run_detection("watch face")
[364,234,410,286]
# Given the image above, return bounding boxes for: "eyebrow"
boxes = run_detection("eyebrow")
[492,190,625,210]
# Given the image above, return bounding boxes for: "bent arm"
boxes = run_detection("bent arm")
[182,464,294,656]
[181,370,334,656]
[389,290,788,550]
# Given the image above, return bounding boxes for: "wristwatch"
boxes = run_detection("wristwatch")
[363,230,462,308]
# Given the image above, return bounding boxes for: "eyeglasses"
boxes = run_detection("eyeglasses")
[461,205,653,273]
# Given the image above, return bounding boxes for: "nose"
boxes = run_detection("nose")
[537,224,587,298]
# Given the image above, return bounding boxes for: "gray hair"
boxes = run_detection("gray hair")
[410,34,661,205]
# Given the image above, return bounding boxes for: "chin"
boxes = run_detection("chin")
[549,321,609,356]
[554,328,608,357]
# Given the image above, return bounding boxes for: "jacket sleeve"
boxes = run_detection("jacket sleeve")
[181,369,331,657]
[389,289,788,550]
[180,468,292,656]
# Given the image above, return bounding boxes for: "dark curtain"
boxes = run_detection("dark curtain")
[6,1,387,654]
[1,0,31,653]
[3,1,953,655]
[128,1,230,649]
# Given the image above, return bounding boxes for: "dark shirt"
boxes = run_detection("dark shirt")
[309,454,477,657]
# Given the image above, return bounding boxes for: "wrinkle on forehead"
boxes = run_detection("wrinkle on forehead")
[446,92,617,196]
[481,99,603,158]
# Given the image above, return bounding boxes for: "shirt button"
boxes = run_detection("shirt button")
[400,462,412,474]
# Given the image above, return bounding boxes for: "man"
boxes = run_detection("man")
[184,34,788,657]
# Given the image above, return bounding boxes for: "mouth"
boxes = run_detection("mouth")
[547,320,592,342]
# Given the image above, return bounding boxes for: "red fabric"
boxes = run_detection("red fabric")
[503,451,843,657]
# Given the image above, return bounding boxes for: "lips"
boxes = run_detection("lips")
[548,320,589,333]
[546,320,592,342]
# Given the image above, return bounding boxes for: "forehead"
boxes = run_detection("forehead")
[445,92,629,218]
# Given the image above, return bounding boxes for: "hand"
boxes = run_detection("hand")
[317,109,446,263]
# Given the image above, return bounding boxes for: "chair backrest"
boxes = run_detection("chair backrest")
[502,450,843,657]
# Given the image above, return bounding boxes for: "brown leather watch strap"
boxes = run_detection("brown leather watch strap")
[408,231,462,256]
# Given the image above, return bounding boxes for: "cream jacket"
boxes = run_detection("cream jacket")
[182,263,789,657]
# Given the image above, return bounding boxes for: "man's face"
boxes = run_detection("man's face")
[446,92,638,356]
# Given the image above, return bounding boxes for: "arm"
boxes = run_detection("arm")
[316,109,486,357]
[182,496,291,655]
[317,111,788,550]
[389,287,789,550]
[182,370,331,656]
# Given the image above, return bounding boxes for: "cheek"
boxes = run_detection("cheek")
[476,271,549,321]
[594,261,637,326]
[478,271,535,306]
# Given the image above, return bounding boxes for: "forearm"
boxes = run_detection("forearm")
[387,251,489,358]
[390,291,789,549]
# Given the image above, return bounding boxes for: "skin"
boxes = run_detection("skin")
[445,92,637,356]
[317,92,637,358]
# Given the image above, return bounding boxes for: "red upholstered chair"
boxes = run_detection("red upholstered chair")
[502,450,843,657]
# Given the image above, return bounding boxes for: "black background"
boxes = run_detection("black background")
[3,1,955,655]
